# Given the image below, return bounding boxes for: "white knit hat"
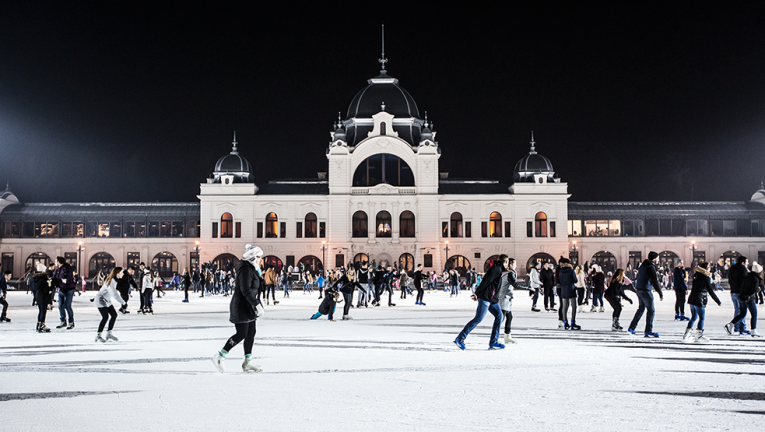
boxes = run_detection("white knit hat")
[36,262,47,272]
[243,244,264,263]
[752,262,763,273]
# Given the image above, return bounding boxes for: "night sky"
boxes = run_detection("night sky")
[1,3,764,203]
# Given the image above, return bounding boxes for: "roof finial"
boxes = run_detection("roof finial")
[761,177,764,190]
[4,181,8,192]
[529,131,537,154]
[381,101,386,111]
[378,23,388,73]
[231,131,238,154]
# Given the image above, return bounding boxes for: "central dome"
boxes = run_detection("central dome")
[212,133,253,184]
[513,134,556,183]
[346,72,420,119]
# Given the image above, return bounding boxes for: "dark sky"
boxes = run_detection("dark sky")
[1,3,765,203]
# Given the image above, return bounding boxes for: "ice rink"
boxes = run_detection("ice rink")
[1,288,763,431]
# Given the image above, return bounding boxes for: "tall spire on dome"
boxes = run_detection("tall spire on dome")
[378,23,388,74]
[231,131,238,154]
[529,131,537,154]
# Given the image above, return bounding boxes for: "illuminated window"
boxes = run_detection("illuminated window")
[265,213,278,238]
[376,211,392,238]
[489,212,502,238]
[450,212,463,238]
[535,212,547,237]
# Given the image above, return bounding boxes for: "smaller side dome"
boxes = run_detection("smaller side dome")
[212,133,253,184]
[513,133,556,183]
[750,180,765,206]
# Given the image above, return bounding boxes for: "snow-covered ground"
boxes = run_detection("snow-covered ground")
[0,288,763,431]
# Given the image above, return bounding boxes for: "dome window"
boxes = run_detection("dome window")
[353,154,414,187]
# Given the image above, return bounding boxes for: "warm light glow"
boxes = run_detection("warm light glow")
[195,240,200,245]
[573,241,577,245]
[78,241,82,246]
[322,240,326,245]
[691,240,695,244]
[445,240,449,245]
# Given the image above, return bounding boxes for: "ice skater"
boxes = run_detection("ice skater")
[94,267,128,342]
[558,258,580,330]
[684,262,721,342]
[628,251,664,338]
[33,263,53,333]
[725,261,761,338]
[498,258,518,343]
[0,270,11,322]
[604,269,633,331]
[454,254,508,350]
[311,284,340,321]
[413,264,426,305]
[212,245,264,373]
[140,268,154,314]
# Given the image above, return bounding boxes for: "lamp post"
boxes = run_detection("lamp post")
[194,240,200,271]
[444,241,450,270]
[320,241,327,277]
[690,240,696,268]
[77,241,83,282]
[570,240,578,265]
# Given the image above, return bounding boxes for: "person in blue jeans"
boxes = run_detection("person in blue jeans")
[684,262,721,343]
[628,251,664,338]
[455,255,508,350]
[53,256,77,329]
[727,256,749,334]
[726,261,762,338]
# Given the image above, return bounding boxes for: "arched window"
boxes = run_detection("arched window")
[213,253,239,272]
[25,252,51,271]
[376,211,392,238]
[399,253,414,272]
[353,253,370,265]
[263,255,283,273]
[450,212,463,237]
[446,255,471,277]
[304,212,317,238]
[352,154,415,187]
[535,212,547,237]
[220,212,233,238]
[89,252,116,278]
[527,253,556,273]
[298,255,323,273]
[484,255,501,272]
[152,252,178,278]
[265,213,278,238]
[489,212,502,238]
[590,251,617,274]
[352,211,368,238]
[400,211,415,237]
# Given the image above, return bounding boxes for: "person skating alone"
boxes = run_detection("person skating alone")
[413,264,426,305]
[684,262,722,343]
[0,271,12,322]
[311,285,340,321]
[53,256,77,329]
[628,251,664,338]
[673,261,690,321]
[590,265,606,313]
[529,261,542,312]
[541,262,556,311]
[725,261,762,338]
[727,256,750,335]
[454,255,508,350]
[33,263,53,332]
[141,268,154,314]
[604,269,633,331]
[212,245,265,373]
[94,267,128,343]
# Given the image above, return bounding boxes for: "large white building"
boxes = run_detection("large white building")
[2,65,765,280]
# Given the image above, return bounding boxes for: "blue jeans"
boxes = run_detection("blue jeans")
[629,290,655,334]
[732,299,758,330]
[731,293,747,332]
[58,289,75,324]
[688,304,705,330]
[593,293,604,307]
[457,299,502,345]
[451,284,459,295]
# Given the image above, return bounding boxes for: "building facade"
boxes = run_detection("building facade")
[1,67,765,280]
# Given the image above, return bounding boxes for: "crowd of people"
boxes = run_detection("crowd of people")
[1,245,761,372]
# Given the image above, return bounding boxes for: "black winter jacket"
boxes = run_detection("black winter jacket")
[558,265,577,299]
[604,279,632,303]
[688,267,721,308]
[229,260,262,324]
[740,272,763,302]
[318,287,338,314]
[540,268,555,289]
[728,262,748,294]
[33,272,52,304]
[475,262,505,303]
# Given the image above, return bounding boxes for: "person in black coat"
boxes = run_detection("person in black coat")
[454,255,508,350]
[541,263,556,311]
[212,245,264,374]
[684,262,721,342]
[727,256,749,334]
[33,263,53,333]
[311,284,340,321]
[673,261,689,321]
[726,261,761,338]
[413,264,426,305]
[604,269,633,331]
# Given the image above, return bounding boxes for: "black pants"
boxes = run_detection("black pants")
[557,287,563,320]
[674,290,686,315]
[343,292,353,315]
[222,321,257,355]
[265,284,276,301]
[503,310,513,334]
[0,297,7,318]
[576,288,585,305]
[416,287,424,303]
[118,289,129,311]
[543,286,555,309]
[98,306,118,332]
[184,286,189,300]
[607,297,622,319]
[139,288,146,310]
[37,300,47,322]
[143,289,153,312]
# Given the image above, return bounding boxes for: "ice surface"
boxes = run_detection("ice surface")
[0,289,763,431]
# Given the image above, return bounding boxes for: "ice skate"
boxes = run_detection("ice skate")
[37,323,51,333]
[1,316,11,322]
[682,328,695,342]
[695,331,710,343]
[612,319,620,331]
[504,333,517,344]
[67,323,75,330]
[95,332,106,343]
[570,322,581,330]
[724,322,734,335]
[590,305,597,313]
[105,330,119,342]
[752,329,762,338]
[211,351,226,373]
[488,343,505,350]
[558,320,564,329]
[242,356,262,373]
[342,315,353,320]
[56,321,67,329]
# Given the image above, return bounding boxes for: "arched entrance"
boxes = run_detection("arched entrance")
[89,252,116,278]
[213,253,239,272]
[262,255,283,273]
[590,251,617,274]
[658,251,681,270]
[353,253,370,265]
[298,255,323,274]
[484,255,501,272]
[527,253,556,272]
[25,252,51,271]
[446,255,471,277]
[399,253,414,272]
[152,252,178,278]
